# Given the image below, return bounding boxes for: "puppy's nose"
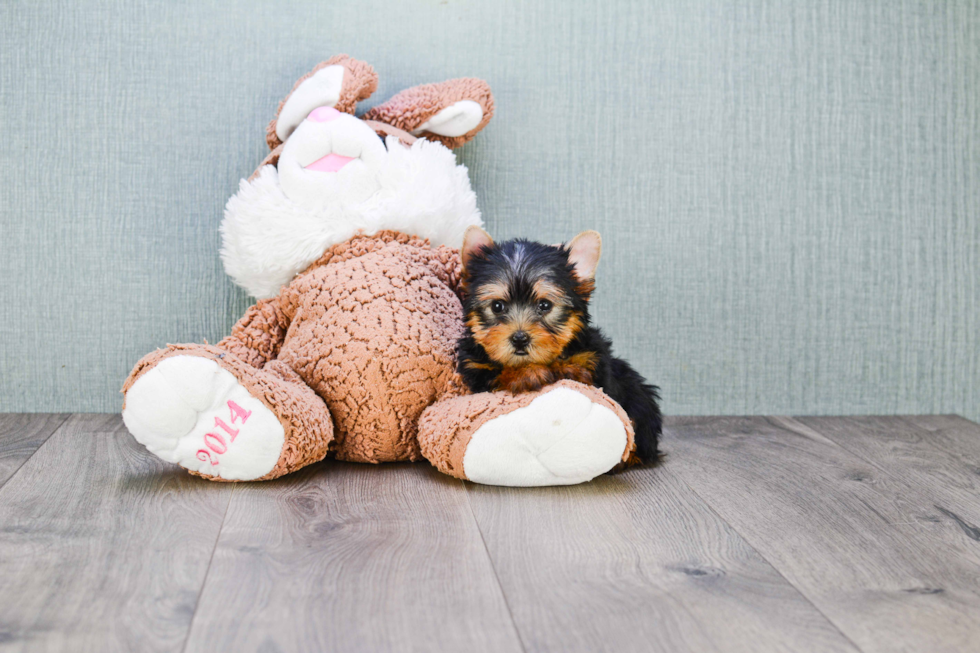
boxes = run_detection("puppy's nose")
[510,331,531,349]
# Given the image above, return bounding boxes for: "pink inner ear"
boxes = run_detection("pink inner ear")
[305,153,355,172]
[568,233,601,279]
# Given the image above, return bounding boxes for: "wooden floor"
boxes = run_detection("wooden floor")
[2,415,980,652]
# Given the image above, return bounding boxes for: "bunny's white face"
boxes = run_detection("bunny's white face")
[277,106,388,206]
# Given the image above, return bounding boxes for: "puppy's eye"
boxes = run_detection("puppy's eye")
[491,300,506,315]
[537,300,553,313]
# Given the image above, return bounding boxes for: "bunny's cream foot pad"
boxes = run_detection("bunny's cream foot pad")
[123,356,284,480]
[462,386,628,487]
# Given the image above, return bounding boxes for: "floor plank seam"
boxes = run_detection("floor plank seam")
[782,416,971,518]
[0,413,72,493]
[782,415,980,554]
[460,480,528,653]
[772,417,897,479]
[179,482,237,653]
[895,415,977,466]
[662,465,867,653]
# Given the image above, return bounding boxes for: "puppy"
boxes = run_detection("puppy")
[456,227,662,465]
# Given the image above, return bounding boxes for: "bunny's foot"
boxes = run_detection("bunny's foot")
[122,345,333,481]
[418,380,633,487]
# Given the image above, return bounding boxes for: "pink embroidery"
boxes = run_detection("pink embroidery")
[198,400,252,469]
[228,400,251,424]
[204,432,227,454]
[213,416,239,442]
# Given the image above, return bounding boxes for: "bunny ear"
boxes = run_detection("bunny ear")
[265,55,378,150]
[362,78,494,149]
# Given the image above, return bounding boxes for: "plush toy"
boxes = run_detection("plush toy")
[122,55,636,486]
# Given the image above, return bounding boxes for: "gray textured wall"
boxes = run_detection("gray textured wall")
[1,0,978,419]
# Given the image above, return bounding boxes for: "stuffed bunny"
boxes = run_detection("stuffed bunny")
[122,55,635,486]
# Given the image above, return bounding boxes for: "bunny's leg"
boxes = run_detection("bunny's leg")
[122,345,333,481]
[122,298,332,481]
[417,380,634,487]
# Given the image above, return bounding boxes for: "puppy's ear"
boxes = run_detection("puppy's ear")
[567,230,602,280]
[461,226,495,270]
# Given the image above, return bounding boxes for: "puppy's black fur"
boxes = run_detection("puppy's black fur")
[458,237,662,464]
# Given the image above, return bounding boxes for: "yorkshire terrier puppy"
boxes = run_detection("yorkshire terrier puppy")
[457,227,662,465]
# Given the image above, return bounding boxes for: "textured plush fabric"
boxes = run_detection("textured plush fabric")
[3,1,979,422]
[272,232,465,463]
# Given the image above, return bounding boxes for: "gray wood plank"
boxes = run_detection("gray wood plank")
[0,413,69,489]
[0,414,234,653]
[183,462,523,653]
[900,415,980,459]
[792,415,980,525]
[664,416,980,653]
[465,465,859,653]
[889,415,980,480]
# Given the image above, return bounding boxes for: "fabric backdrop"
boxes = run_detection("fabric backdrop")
[2,0,978,420]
